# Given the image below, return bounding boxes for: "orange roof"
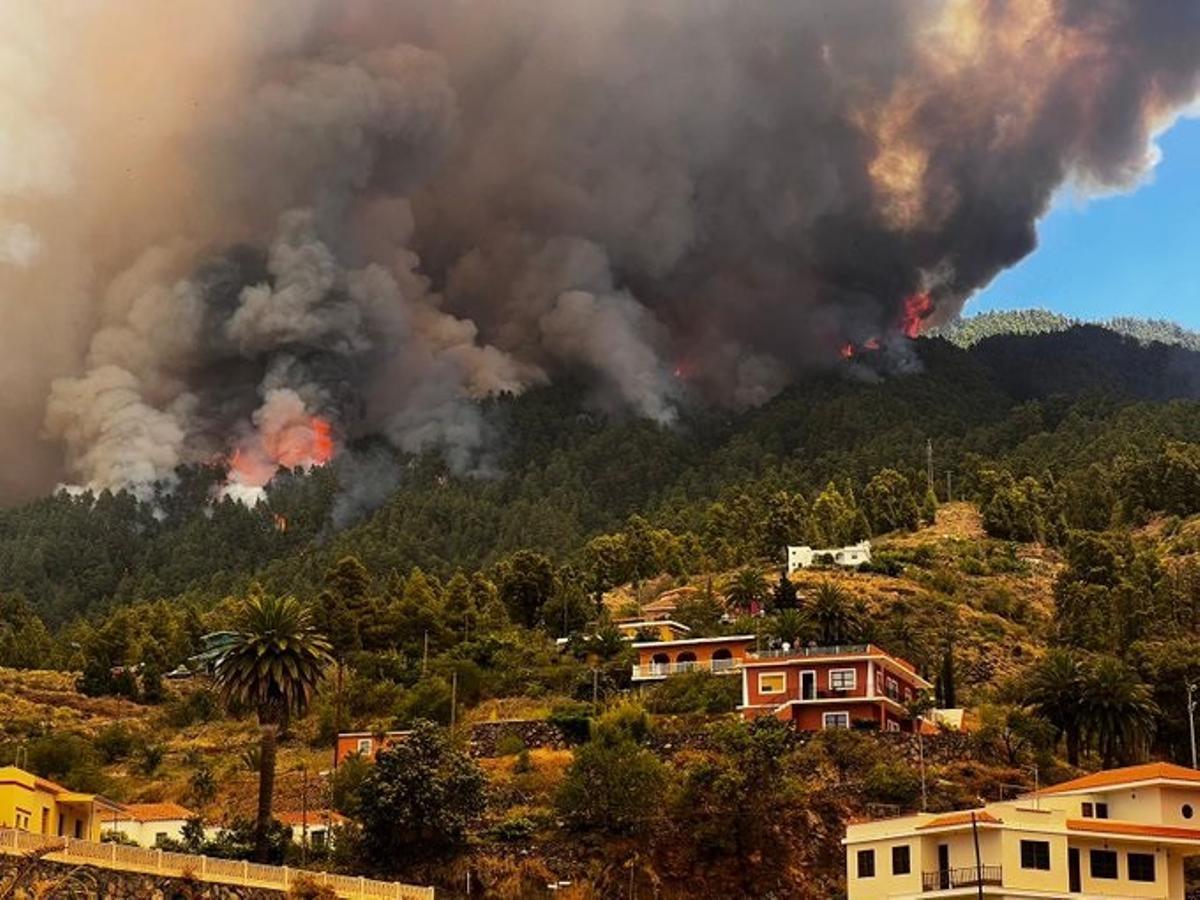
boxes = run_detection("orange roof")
[1067,818,1200,842]
[918,810,1002,830]
[276,809,347,827]
[120,802,194,822]
[1039,763,1200,795]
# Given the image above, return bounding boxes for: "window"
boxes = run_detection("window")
[15,809,30,831]
[155,832,168,846]
[356,738,372,754]
[1184,803,1195,820]
[857,849,875,878]
[1020,840,1050,871]
[1095,802,1109,819]
[1081,802,1094,818]
[74,820,82,839]
[1090,849,1118,879]
[1128,853,1156,882]
[758,672,787,695]
[312,829,327,850]
[886,720,901,732]
[823,712,851,730]
[891,845,911,875]
[886,677,899,699]
[829,669,857,691]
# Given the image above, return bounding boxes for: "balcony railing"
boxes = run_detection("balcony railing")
[747,644,869,660]
[921,866,1003,892]
[632,658,742,679]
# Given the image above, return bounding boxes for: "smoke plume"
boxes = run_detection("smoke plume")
[1,0,1198,502]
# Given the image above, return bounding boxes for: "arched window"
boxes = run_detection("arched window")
[711,648,734,671]
[676,651,697,668]
[652,653,670,665]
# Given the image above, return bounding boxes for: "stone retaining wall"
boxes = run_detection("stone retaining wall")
[0,855,283,899]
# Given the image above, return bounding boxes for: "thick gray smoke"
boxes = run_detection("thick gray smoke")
[2,0,1199,503]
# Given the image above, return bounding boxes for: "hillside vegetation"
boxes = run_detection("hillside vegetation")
[2,326,1200,895]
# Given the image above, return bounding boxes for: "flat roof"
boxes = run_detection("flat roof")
[631,634,757,649]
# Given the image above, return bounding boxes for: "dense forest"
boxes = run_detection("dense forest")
[932,308,1200,351]
[7,322,1200,895]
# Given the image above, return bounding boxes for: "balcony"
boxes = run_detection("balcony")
[631,658,742,680]
[921,866,1003,892]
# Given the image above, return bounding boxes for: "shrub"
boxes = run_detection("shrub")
[95,723,137,763]
[496,734,527,757]
[488,815,537,843]
[547,703,592,744]
[863,761,922,807]
[557,732,666,836]
[288,876,338,900]
[136,742,165,775]
[164,689,217,728]
[643,670,741,715]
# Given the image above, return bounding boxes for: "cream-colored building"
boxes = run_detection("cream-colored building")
[844,762,1200,898]
[106,802,195,847]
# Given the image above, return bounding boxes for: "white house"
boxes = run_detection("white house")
[276,809,347,850]
[106,802,195,847]
[787,541,872,573]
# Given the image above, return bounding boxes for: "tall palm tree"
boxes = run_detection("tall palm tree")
[724,568,769,613]
[1080,655,1159,767]
[807,581,861,645]
[213,590,332,861]
[1024,649,1085,766]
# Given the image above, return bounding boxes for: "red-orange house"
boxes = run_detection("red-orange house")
[739,643,931,732]
[333,730,410,767]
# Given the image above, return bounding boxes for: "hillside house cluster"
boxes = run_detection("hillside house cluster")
[787,540,872,573]
[845,762,1200,898]
[631,637,930,733]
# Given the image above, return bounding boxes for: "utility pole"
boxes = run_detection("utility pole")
[946,471,953,503]
[422,630,429,677]
[300,764,308,866]
[917,718,928,812]
[1188,681,1198,769]
[970,811,984,900]
[926,438,935,492]
[592,667,599,706]
[450,669,458,729]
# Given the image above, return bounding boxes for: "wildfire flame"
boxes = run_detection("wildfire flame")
[901,291,934,338]
[224,414,335,503]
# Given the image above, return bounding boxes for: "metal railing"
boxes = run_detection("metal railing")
[747,644,870,660]
[921,865,1003,891]
[0,828,433,899]
[631,658,742,679]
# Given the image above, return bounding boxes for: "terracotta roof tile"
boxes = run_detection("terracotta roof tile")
[1067,819,1200,841]
[918,810,1002,830]
[1039,763,1200,795]
[120,802,194,823]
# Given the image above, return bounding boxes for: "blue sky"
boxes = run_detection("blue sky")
[968,115,1200,328]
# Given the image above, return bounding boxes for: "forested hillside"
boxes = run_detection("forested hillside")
[6,326,1200,895]
[932,309,1200,351]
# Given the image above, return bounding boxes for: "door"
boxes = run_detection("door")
[801,671,816,700]
[1069,848,1081,893]
[938,843,950,889]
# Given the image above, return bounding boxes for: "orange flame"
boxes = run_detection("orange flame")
[901,292,934,338]
[840,342,856,360]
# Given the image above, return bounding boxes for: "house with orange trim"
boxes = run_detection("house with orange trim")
[739,643,931,732]
[630,634,757,681]
[276,809,347,851]
[844,762,1200,898]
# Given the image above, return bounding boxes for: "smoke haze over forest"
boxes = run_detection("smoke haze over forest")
[2,0,1199,503]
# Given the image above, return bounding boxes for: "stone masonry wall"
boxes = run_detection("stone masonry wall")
[0,855,284,900]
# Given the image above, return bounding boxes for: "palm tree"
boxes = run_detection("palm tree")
[769,609,810,647]
[724,568,769,613]
[807,581,861,645]
[213,590,332,861]
[1024,649,1085,765]
[1080,655,1158,767]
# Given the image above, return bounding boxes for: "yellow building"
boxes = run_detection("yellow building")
[0,765,121,841]
[844,762,1200,898]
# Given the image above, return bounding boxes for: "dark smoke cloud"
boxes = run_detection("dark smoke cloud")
[2,0,1198,502]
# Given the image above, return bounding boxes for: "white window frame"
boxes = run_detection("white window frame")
[823,711,851,730]
[356,738,372,754]
[828,668,857,691]
[886,719,901,732]
[758,671,787,695]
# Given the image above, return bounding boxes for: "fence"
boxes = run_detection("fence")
[0,828,433,899]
